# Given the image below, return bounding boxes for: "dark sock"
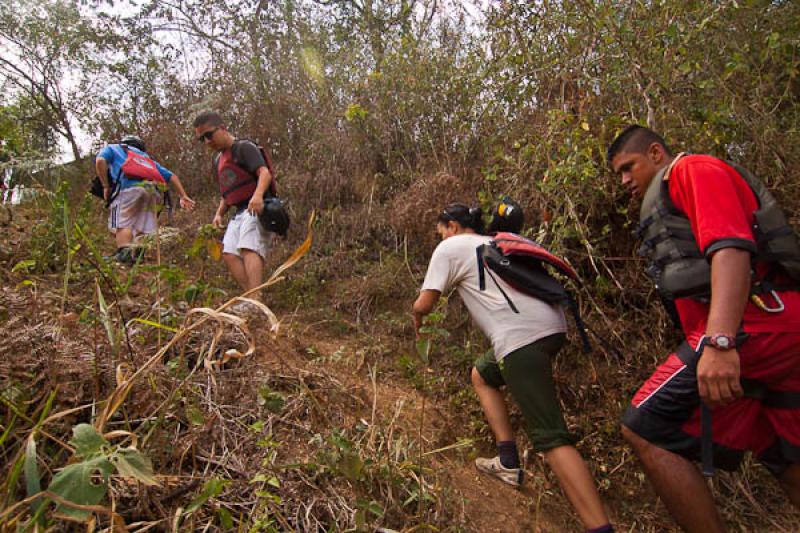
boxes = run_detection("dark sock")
[587,525,614,533]
[496,440,520,469]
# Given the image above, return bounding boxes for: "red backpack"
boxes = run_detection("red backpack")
[119,145,165,184]
[476,232,591,351]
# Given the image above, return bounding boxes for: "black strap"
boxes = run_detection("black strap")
[692,338,715,478]
[105,180,120,208]
[477,247,486,290]
[486,265,520,314]
[476,247,520,313]
[701,402,714,478]
[565,297,591,353]
[741,378,800,408]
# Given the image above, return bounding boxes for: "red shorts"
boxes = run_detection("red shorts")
[623,332,800,475]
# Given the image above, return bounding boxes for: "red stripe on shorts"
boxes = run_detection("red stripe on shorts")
[632,354,687,409]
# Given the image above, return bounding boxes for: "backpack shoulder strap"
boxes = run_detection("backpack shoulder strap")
[231,139,256,164]
[476,244,520,313]
[476,245,486,291]
[212,153,221,179]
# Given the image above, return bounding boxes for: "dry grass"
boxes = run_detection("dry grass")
[1,198,799,532]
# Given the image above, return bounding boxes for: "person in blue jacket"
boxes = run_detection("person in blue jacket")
[95,135,194,264]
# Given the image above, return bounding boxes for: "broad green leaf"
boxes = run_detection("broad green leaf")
[186,406,205,426]
[25,436,44,518]
[254,490,282,504]
[113,448,159,486]
[183,284,200,303]
[356,498,384,517]
[338,452,363,482]
[217,507,233,529]
[96,282,116,351]
[184,477,229,515]
[11,259,35,273]
[70,424,107,458]
[257,387,285,413]
[48,456,113,521]
[355,509,366,530]
[251,473,269,483]
[416,339,431,364]
[188,236,205,257]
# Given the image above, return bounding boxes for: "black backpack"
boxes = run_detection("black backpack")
[476,232,591,352]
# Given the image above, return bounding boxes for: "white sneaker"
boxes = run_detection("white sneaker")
[475,456,523,488]
[227,301,260,317]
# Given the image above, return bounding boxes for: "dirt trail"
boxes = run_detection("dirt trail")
[282,332,569,532]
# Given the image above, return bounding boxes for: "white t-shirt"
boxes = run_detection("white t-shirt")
[421,233,567,360]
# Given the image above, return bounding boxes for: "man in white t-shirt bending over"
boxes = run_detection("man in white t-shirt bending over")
[412,203,613,533]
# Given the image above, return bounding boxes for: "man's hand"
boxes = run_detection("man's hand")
[102,186,110,202]
[411,289,440,339]
[179,195,196,211]
[412,312,424,339]
[697,346,744,408]
[212,213,224,228]
[247,194,264,215]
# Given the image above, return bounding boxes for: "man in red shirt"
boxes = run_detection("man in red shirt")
[609,125,800,531]
[193,111,274,310]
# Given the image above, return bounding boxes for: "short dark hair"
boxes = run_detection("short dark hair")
[193,111,224,129]
[438,203,484,234]
[607,125,672,164]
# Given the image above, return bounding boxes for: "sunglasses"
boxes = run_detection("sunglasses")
[196,128,219,143]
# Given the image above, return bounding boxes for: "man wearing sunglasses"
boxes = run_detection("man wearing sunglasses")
[193,111,274,310]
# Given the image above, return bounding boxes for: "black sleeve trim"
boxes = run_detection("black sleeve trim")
[704,238,757,257]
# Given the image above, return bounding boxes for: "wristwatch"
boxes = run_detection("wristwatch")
[706,334,737,351]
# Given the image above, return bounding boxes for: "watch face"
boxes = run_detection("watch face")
[716,336,730,348]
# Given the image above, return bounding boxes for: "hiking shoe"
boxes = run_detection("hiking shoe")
[110,247,135,265]
[227,301,261,317]
[475,456,523,488]
[130,247,146,263]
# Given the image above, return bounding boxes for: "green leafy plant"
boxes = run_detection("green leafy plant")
[28,424,158,522]
[416,311,449,365]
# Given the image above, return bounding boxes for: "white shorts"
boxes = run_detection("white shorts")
[223,209,271,259]
[108,186,161,237]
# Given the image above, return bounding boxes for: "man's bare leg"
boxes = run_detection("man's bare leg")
[779,463,800,508]
[544,445,611,530]
[240,249,264,293]
[223,253,249,291]
[623,425,725,532]
[115,227,134,249]
[472,369,612,530]
[471,367,514,441]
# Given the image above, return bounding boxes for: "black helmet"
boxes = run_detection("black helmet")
[487,196,524,234]
[120,135,146,152]
[258,197,290,237]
